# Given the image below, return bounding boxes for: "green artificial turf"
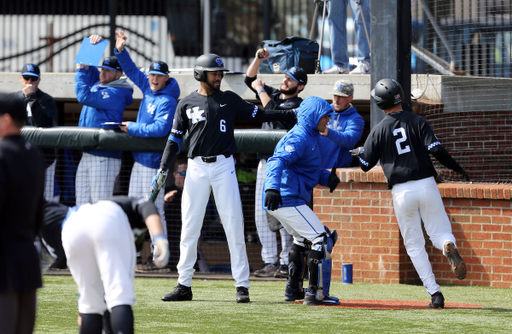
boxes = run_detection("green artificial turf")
[35,276,512,333]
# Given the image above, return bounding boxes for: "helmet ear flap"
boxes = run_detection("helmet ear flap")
[194,69,205,82]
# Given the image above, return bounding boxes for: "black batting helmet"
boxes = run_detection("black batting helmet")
[193,54,229,82]
[371,78,404,110]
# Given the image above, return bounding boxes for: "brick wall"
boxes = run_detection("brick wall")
[317,167,512,288]
[413,100,512,182]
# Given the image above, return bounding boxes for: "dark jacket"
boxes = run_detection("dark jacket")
[0,135,46,292]
[13,89,57,167]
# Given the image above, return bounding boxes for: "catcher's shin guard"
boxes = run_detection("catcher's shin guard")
[288,244,309,286]
[309,227,338,300]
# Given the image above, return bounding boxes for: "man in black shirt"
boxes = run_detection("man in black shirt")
[0,93,46,334]
[13,63,58,202]
[351,78,469,309]
[153,53,296,304]
[244,48,307,278]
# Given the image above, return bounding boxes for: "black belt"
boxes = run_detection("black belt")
[201,156,218,163]
[200,154,230,163]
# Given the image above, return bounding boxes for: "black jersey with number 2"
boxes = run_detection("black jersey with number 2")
[170,90,296,158]
[359,111,440,188]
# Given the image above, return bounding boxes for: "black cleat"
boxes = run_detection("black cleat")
[274,265,288,278]
[303,291,340,306]
[444,241,467,280]
[236,287,250,303]
[429,291,445,308]
[284,284,305,302]
[161,283,193,302]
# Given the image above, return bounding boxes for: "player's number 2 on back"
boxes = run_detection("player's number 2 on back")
[393,127,411,155]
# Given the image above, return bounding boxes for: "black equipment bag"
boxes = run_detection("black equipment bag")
[258,36,319,74]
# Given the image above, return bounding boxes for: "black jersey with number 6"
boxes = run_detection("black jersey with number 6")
[170,90,296,158]
[359,111,440,188]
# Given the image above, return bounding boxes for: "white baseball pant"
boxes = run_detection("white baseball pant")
[255,159,292,265]
[177,155,250,288]
[392,176,457,295]
[75,153,121,206]
[128,161,167,240]
[267,205,325,251]
[62,201,136,314]
[44,159,57,202]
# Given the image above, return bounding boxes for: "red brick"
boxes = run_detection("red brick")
[370,231,391,239]
[492,200,511,208]
[341,206,361,214]
[341,190,361,198]
[445,207,461,214]
[371,246,393,254]
[371,215,391,223]
[472,232,492,240]
[493,216,511,224]
[482,208,503,215]
[352,183,372,190]
[314,197,332,205]
[492,249,512,257]
[380,192,393,199]
[452,199,472,207]
[482,224,502,232]
[361,191,380,198]
[351,215,370,222]
[371,183,389,192]
[353,199,372,206]
[451,215,471,223]
[483,241,504,249]
[361,207,380,214]
[492,233,512,241]
[472,216,491,223]
[472,199,492,207]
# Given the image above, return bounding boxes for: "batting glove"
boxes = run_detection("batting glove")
[349,147,364,157]
[264,189,282,211]
[152,234,169,268]
[460,168,470,182]
[328,167,340,193]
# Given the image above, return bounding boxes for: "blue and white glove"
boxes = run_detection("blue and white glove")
[152,234,169,268]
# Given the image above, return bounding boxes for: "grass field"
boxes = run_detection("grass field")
[35,275,512,333]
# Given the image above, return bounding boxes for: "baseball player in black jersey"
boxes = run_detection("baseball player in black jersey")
[351,78,469,309]
[152,53,297,304]
[41,196,169,334]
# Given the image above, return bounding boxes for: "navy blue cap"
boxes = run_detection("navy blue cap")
[148,60,169,75]
[282,67,308,85]
[97,56,122,71]
[21,63,40,78]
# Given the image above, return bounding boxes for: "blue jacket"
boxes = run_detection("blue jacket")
[115,48,180,168]
[75,68,134,159]
[264,96,333,208]
[319,104,364,169]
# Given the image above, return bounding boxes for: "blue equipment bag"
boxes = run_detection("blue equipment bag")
[258,36,319,74]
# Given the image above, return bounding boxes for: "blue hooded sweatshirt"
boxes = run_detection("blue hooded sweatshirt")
[75,67,134,159]
[319,104,364,169]
[115,48,181,168]
[264,96,334,208]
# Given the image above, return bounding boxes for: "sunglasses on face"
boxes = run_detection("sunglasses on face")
[175,171,186,177]
[23,75,39,81]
